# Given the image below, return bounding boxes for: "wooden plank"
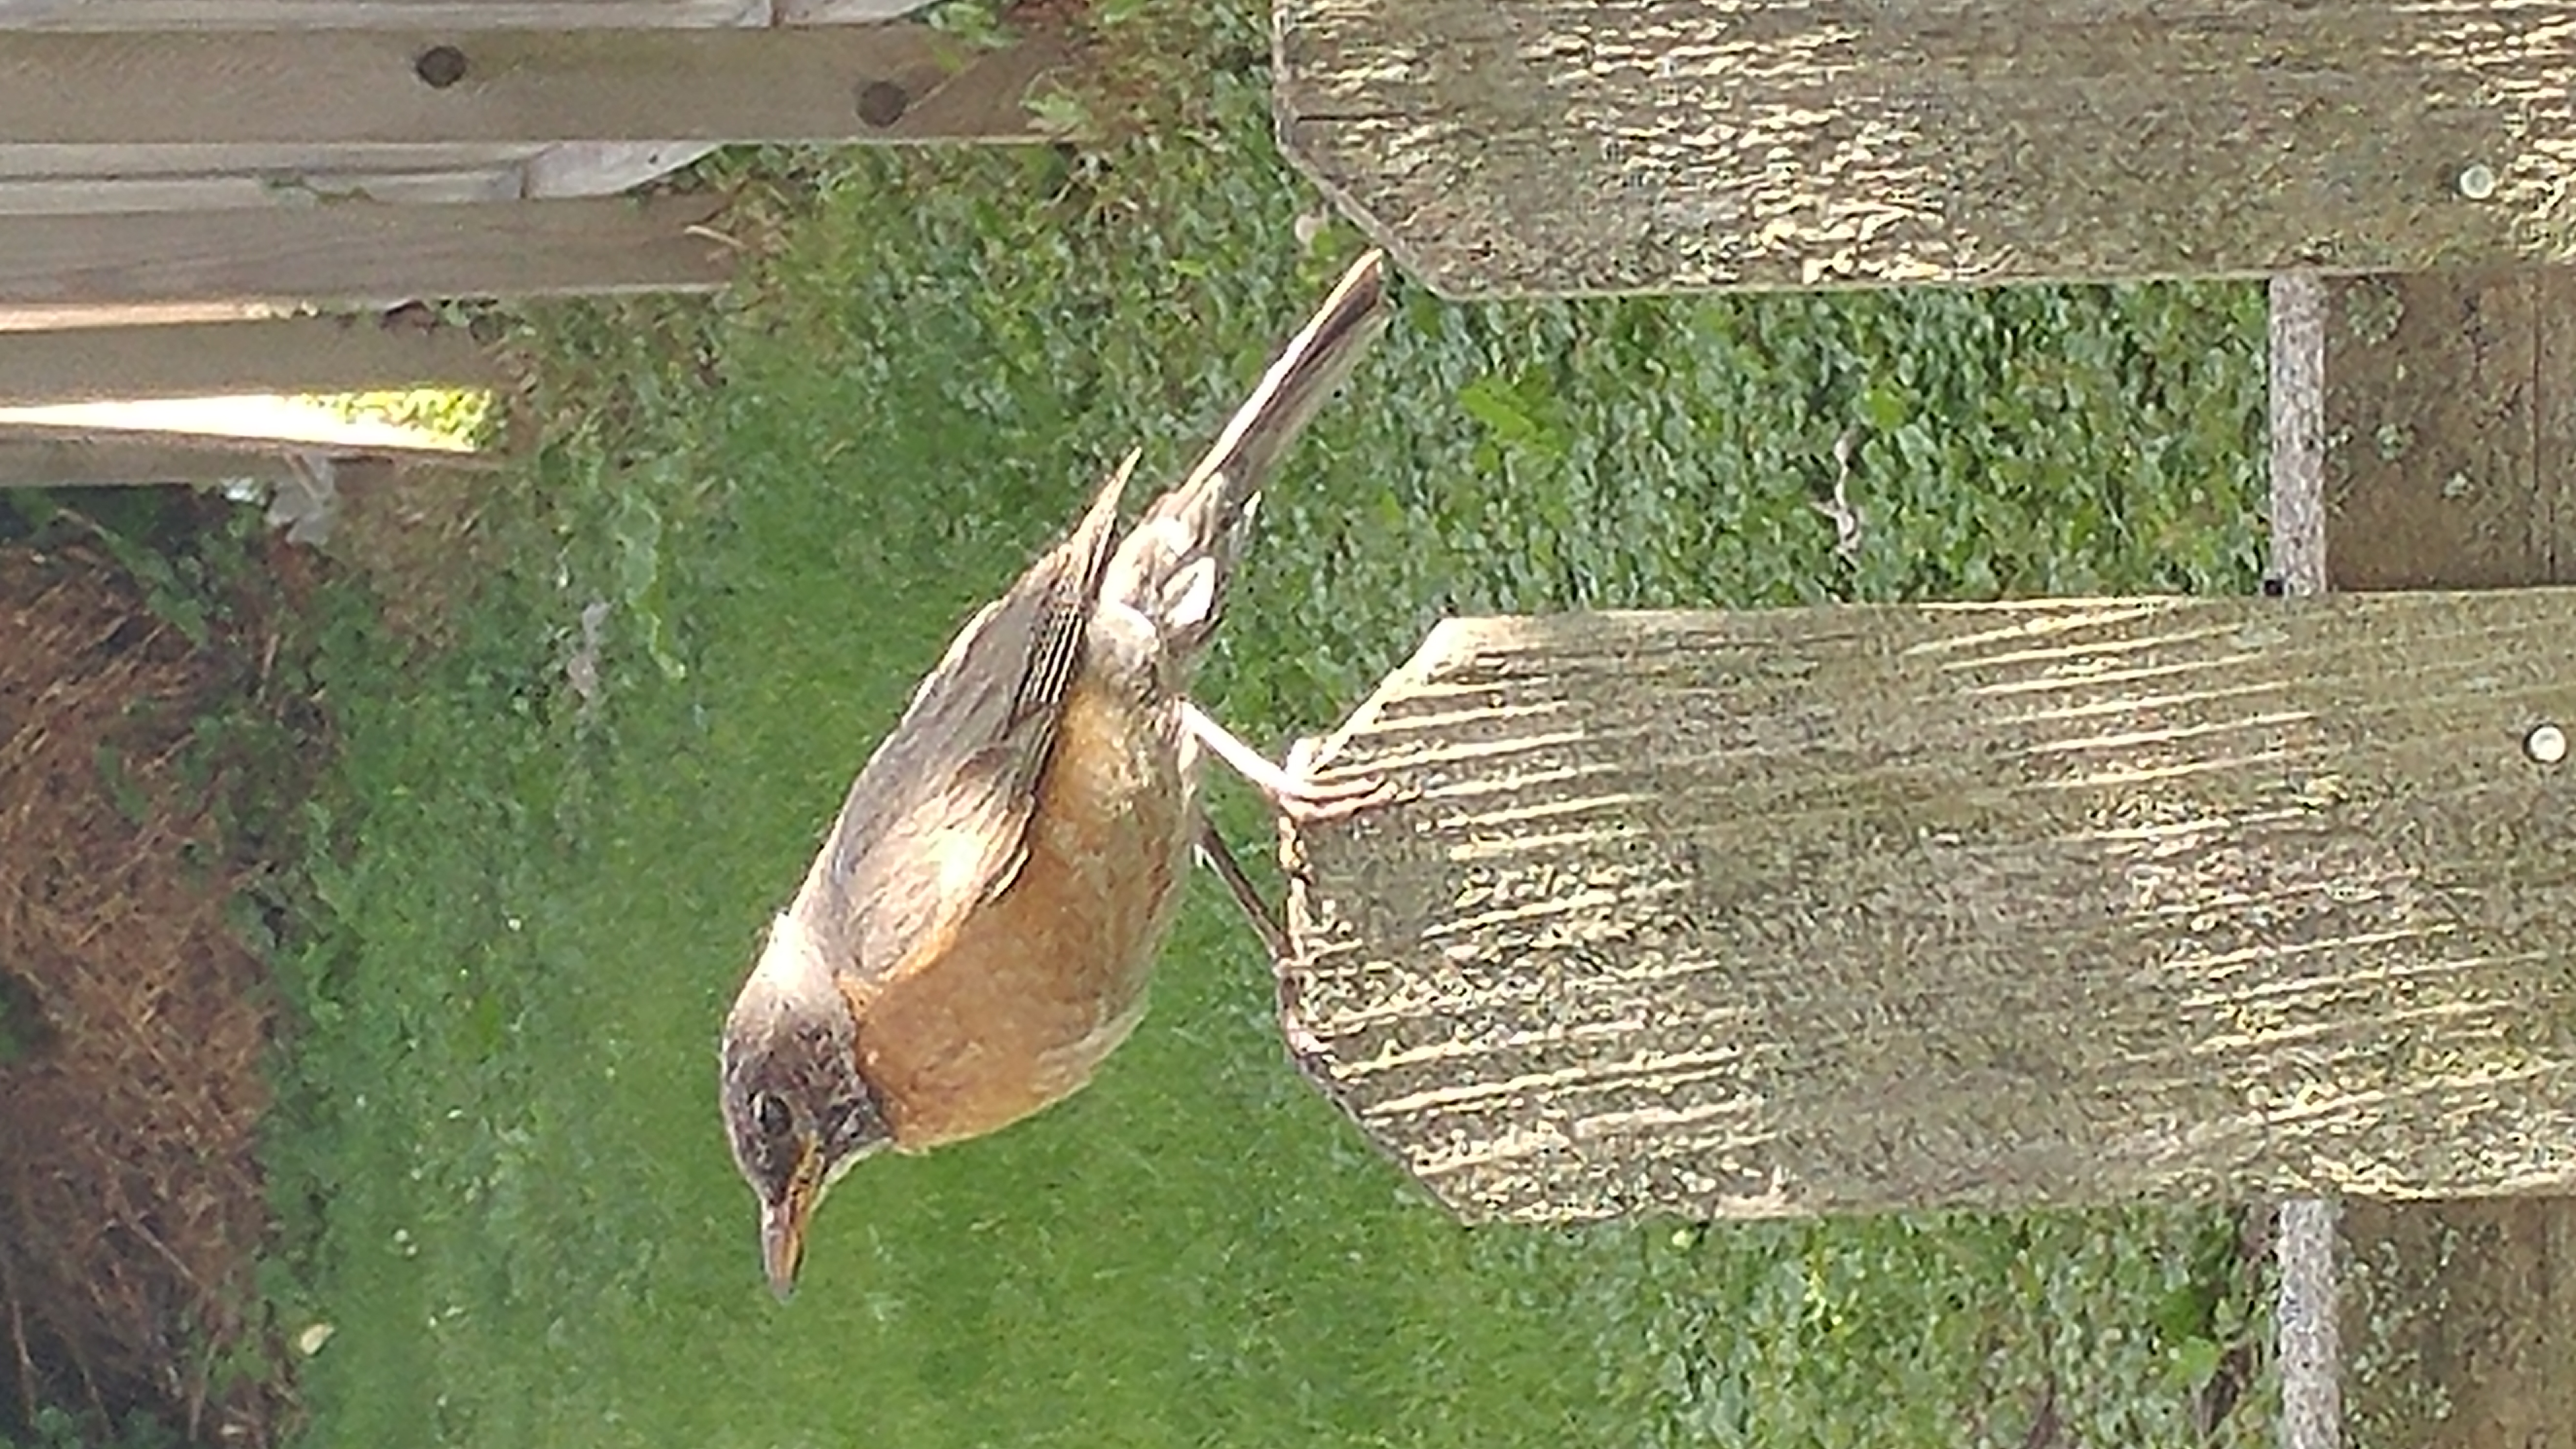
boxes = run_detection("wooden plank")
[0,194,729,307]
[0,315,503,404]
[775,0,933,19]
[0,422,490,488]
[1280,596,2576,1223]
[0,168,522,214]
[0,0,765,29]
[0,28,1076,146]
[1275,0,2576,298]
[2272,269,2576,1449]
[2269,274,2330,596]
[0,144,533,179]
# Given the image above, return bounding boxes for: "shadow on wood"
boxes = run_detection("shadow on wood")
[0,313,504,405]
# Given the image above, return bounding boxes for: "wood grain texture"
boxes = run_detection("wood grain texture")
[0,28,1074,146]
[0,143,531,179]
[2269,273,2328,596]
[1283,598,2576,1223]
[0,0,766,30]
[1275,0,2575,298]
[0,169,522,214]
[0,194,729,306]
[2292,270,2576,1449]
[0,315,503,404]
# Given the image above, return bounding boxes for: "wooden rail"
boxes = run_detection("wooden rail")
[0,28,1075,146]
[1274,0,2576,298]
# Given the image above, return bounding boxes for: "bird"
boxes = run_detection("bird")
[717,250,1393,1299]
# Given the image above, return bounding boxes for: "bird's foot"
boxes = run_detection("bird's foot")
[1192,812,1289,963]
[1272,735,1398,825]
[1181,703,1397,825]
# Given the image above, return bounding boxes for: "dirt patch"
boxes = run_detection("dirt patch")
[0,529,298,1446]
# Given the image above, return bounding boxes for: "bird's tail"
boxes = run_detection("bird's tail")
[1099,249,1390,681]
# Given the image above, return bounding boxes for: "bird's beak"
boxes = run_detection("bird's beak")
[760,1141,820,1301]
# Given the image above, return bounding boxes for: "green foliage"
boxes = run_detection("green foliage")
[262,21,2274,1449]
[319,388,495,447]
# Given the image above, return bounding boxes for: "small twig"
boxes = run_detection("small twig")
[2,1234,39,1426]
[682,223,749,254]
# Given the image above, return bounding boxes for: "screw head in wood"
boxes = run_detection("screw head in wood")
[856,80,910,128]
[2457,162,2497,200]
[2525,723,2567,765]
[415,45,469,89]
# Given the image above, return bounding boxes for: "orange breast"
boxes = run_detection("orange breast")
[856,673,1191,1149]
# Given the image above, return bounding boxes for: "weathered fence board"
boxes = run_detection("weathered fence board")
[0,194,728,307]
[1274,0,2575,298]
[0,0,769,28]
[0,315,502,404]
[0,171,521,214]
[0,27,1072,146]
[2270,268,2576,1448]
[0,142,531,179]
[1282,595,2576,1223]
[0,142,720,210]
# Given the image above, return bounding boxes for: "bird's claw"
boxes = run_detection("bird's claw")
[1269,771,1400,825]
[1271,736,1399,826]
[1185,706,1401,826]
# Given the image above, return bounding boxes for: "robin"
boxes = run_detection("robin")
[717,251,1393,1298]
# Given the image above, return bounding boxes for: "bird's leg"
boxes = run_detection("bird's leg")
[1178,701,1395,824]
[1191,811,1289,962]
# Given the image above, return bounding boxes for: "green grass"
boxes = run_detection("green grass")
[265,30,2276,1449]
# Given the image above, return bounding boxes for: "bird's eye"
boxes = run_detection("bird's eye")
[753,1091,791,1138]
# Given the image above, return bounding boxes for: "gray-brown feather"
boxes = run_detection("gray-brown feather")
[794,460,1131,984]
[1094,253,1389,695]
[778,252,1389,988]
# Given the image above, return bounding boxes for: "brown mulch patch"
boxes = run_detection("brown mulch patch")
[0,528,302,1447]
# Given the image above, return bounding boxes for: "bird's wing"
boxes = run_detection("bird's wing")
[797,453,1137,984]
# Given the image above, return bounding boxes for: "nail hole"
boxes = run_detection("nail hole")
[415,45,469,89]
[2525,723,2566,765]
[856,81,909,128]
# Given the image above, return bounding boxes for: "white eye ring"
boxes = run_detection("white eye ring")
[753,1090,792,1138]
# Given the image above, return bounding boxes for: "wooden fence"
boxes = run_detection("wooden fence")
[1276,4,2576,1446]
[22,0,2566,1439]
[0,0,1073,499]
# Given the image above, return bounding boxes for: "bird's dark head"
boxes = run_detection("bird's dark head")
[718,910,891,1301]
